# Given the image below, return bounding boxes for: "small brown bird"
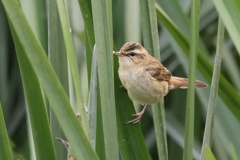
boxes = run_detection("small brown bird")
[114,42,207,124]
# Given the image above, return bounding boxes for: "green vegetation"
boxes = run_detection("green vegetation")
[0,0,240,159]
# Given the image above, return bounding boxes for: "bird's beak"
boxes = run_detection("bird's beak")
[113,51,126,57]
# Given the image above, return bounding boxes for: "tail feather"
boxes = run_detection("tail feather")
[168,76,208,90]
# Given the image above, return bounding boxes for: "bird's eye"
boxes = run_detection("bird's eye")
[130,52,136,56]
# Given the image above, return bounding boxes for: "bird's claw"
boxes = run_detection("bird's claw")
[125,104,148,124]
[131,113,142,117]
[125,113,143,124]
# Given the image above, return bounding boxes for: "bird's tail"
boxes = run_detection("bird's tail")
[168,76,207,90]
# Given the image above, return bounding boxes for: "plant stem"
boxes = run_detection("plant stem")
[183,0,201,159]
[200,17,225,160]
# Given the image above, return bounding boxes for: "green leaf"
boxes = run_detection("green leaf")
[0,103,13,160]
[77,0,95,49]
[11,24,57,160]
[78,0,95,83]
[95,89,106,160]
[21,0,47,52]
[139,0,168,159]
[205,146,216,160]
[48,0,69,159]
[200,17,225,160]
[0,3,10,115]
[212,0,240,55]
[183,0,201,159]
[91,0,119,159]
[77,1,106,158]
[88,45,98,148]
[55,0,89,134]
[85,27,93,84]
[1,0,98,159]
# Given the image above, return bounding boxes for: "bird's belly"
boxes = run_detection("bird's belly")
[122,70,168,105]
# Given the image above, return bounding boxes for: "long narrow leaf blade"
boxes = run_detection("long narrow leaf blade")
[91,0,119,159]
[183,0,201,159]
[0,103,13,160]
[0,3,9,117]
[78,0,95,83]
[88,45,98,148]
[212,0,240,55]
[77,0,95,49]
[200,17,225,160]
[12,25,57,160]
[48,0,69,158]
[77,1,106,158]
[55,0,89,134]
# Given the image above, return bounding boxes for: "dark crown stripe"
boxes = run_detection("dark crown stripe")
[124,43,142,52]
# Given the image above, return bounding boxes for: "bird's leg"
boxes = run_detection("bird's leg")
[125,104,148,124]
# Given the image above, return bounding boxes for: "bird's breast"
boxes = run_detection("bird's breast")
[118,68,168,104]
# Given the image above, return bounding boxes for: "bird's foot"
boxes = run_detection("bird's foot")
[125,104,148,124]
[125,112,143,124]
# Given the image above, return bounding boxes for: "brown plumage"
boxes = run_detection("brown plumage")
[120,42,207,89]
[114,42,208,124]
[168,76,208,89]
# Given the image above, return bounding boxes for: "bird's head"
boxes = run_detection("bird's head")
[113,42,149,68]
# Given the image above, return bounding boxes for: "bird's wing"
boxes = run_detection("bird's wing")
[146,64,172,81]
